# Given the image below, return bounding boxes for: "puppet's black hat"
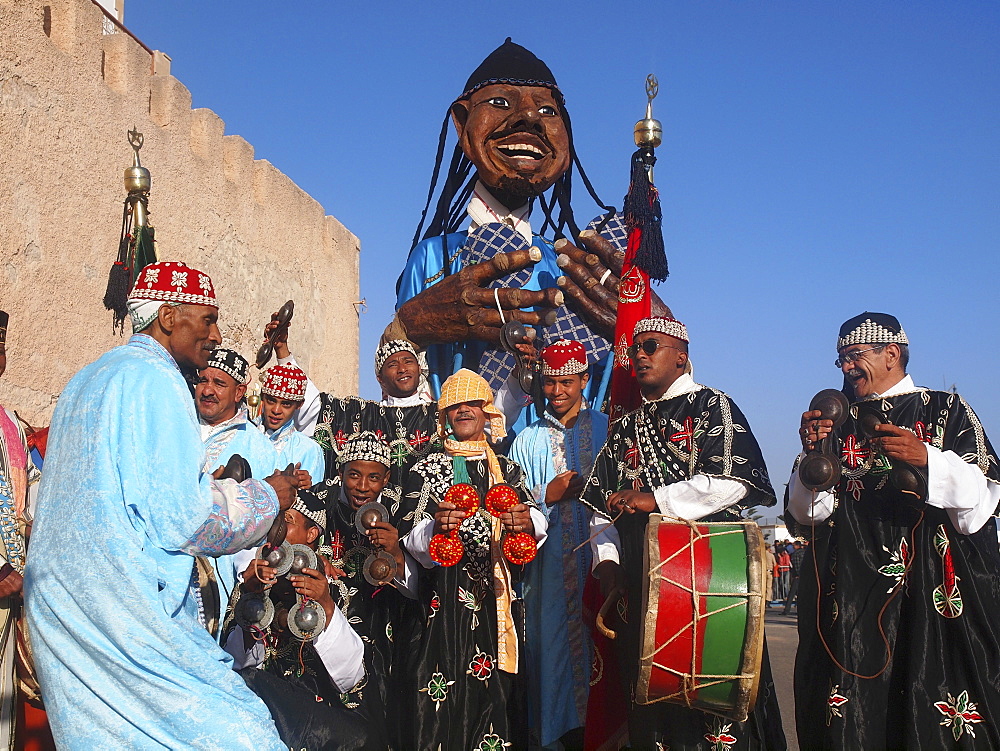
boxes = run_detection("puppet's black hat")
[460,38,562,102]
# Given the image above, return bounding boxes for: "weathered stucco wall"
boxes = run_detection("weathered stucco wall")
[0,0,359,425]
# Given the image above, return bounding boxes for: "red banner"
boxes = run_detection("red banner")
[608,227,651,423]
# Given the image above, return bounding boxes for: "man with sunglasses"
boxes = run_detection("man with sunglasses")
[786,312,1000,749]
[581,316,785,749]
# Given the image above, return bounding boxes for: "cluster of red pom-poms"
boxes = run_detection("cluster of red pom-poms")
[428,483,538,566]
[486,484,537,565]
[429,484,480,567]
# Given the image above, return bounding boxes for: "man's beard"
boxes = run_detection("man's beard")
[495,174,543,199]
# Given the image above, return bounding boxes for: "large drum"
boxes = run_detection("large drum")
[635,515,767,722]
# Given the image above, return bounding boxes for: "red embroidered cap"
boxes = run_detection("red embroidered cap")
[540,339,588,376]
[129,261,218,308]
[260,364,307,402]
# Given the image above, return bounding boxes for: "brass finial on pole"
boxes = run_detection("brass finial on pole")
[634,74,662,149]
[124,126,151,228]
[104,127,158,333]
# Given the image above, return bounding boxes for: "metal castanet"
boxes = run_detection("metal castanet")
[255,300,294,369]
[217,453,251,484]
[798,389,850,492]
[854,403,928,502]
[635,516,767,723]
[499,320,541,400]
[263,463,296,553]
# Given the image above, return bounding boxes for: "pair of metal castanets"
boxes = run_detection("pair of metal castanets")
[798,389,927,501]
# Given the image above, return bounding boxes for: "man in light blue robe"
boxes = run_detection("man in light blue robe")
[257,362,324,483]
[195,348,282,628]
[508,339,609,749]
[25,261,297,749]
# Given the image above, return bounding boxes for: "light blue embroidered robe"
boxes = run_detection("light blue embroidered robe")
[263,418,324,487]
[25,334,284,750]
[509,404,609,747]
[201,407,279,612]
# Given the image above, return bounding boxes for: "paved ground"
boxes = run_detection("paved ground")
[764,607,800,751]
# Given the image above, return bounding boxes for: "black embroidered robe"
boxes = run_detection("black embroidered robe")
[313,396,440,485]
[582,386,786,751]
[787,389,1000,750]
[399,452,535,751]
[309,478,421,750]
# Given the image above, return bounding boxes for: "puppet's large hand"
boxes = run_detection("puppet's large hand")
[554,230,672,341]
[394,248,563,347]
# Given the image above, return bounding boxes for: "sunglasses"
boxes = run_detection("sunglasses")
[627,339,683,359]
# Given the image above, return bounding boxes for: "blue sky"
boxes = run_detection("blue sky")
[126,2,998,514]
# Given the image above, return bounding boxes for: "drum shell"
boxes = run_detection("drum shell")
[635,516,766,722]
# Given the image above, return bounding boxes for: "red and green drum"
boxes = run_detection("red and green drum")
[635,516,767,722]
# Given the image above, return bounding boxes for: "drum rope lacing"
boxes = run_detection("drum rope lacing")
[640,518,759,706]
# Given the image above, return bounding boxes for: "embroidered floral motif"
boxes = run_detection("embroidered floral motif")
[467,651,494,681]
[458,585,482,630]
[144,267,160,285]
[933,525,963,618]
[845,478,864,502]
[476,733,511,751]
[170,270,188,289]
[877,538,910,593]
[623,438,643,490]
[409,430,431,449]
[388,438,412,467]
[935,690,983,740]
[329,530,344,562]
[198,273,212,292]
[841,434,870,469]
[419,671,455,711]
[704,720,737,750]
[669,416,697,452]
[827,685,848,725]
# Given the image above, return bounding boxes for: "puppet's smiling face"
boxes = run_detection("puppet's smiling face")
[452,83,570,200]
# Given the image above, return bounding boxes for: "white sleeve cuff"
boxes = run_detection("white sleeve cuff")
[313,606,365,693]
[402,518,437,569]
[529,506,548,548]
[925,445,1000,534]
[222,627,266,671]
[280,354,321,437]
[495,374,528,432]
[589,514,620,569]
[652,475,748,521]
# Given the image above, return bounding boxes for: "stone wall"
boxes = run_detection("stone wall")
[0,0,359,425]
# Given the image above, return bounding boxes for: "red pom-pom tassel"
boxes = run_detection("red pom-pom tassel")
[503,531,537,565]
[429,531,464,567]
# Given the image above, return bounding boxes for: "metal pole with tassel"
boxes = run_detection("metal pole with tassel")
[607,75,669,422]
[103,127,159,333]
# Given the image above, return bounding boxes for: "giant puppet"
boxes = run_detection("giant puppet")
[390,39,671,421]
